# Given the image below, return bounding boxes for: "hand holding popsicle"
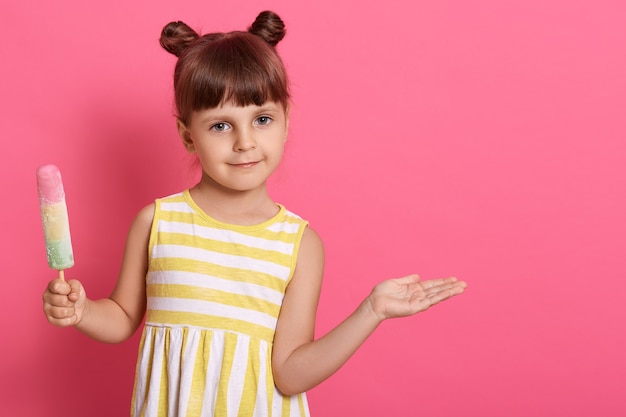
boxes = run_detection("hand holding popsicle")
[36,165,74,280]
[42,278,87,327]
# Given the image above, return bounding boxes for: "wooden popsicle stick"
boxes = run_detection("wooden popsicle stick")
[59,270,65,281]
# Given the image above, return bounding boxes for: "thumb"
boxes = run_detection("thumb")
[66,279,84,302]
[395,274,420,283]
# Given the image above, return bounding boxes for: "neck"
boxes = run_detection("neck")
[189,174,277,225]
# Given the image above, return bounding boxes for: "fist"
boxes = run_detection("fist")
[42,278,87,327]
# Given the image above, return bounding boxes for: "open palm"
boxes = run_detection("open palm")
[368,274,466,320]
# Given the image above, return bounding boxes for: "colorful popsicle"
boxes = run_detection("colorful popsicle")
[37,164,74,280]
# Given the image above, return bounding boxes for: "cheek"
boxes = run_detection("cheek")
[194,148,220,169]
[273,142,286,160]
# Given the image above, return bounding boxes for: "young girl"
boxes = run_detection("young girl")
[43,10,467,417]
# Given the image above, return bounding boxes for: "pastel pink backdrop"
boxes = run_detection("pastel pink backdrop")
[1,0,624,416]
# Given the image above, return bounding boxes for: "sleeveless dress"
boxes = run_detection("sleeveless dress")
[131,190,311,417]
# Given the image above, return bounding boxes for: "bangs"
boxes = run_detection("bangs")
[175,32,289,123]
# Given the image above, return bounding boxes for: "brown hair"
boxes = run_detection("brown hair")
[160,11,290,125]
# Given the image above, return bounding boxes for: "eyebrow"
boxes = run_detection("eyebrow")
[196,103,283,123]
[197,114,223,125]
[256,104,282,113]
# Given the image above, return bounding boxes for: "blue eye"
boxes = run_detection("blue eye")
[256,116,272,126]
[211,122,229,132]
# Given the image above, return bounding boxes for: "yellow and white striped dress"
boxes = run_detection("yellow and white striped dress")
[131,190,310,417]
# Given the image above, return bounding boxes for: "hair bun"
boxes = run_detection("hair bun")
[160,21,199,57]
[248,11,286,47]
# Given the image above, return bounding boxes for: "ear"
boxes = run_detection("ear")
[282,106,290,143]
[177,118,195,153]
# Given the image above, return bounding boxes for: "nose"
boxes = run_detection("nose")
[234,128,256,152]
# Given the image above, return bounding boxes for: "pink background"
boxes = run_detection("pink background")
[2,0,625,416]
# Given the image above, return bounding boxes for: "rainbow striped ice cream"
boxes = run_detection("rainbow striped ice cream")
[36,164,74,273]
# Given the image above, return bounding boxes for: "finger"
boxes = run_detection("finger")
[66,279,83,302]
[43,286,77,308]
[43,300,80,327]
[429,281,466,296]
[424,277,466,293]
[47,314,79,328]
[47,278,71,296]
[393,274,421,285]
[43,293,75,309]
[426,283,466,304]
[418,277,459,290]
[46,304,76,320]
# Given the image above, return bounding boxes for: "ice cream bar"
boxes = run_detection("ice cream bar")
[37,164,74,279]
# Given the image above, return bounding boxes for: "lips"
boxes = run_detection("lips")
[230,161,260,168]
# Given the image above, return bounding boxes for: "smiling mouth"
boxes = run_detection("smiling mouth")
[230,161,260,168]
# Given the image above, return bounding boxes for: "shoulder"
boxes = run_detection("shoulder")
[278,205,309,227]
[134,203,156,229]
[137,190,187,227]
[301,226,323,253]
[126,203,155,242]
[293,225,324,280]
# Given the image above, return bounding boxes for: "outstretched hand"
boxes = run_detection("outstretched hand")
[42,278,87,327]
[366,275,467,322]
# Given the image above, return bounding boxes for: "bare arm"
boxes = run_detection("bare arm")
[42,203,154,343]
[271,227,467,395]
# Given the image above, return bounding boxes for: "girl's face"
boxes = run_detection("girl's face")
[178,101,289,193]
